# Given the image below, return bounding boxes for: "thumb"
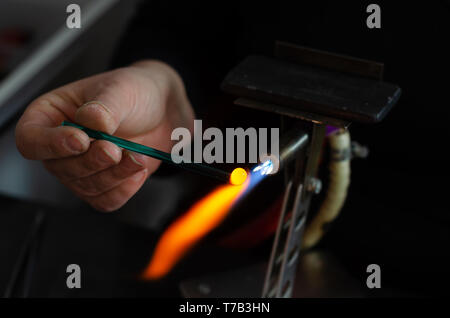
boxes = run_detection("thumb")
[75,67,167,137]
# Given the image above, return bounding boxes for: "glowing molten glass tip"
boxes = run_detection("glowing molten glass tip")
[229,167,248,185]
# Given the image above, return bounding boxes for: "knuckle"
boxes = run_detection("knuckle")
[95,171,113,187]
[50,133,67,156]
[71,178,103,197]
[111,164,137,180]
[82,153,107,172]
[64,169,80,181]
[44,161,77,181]
[41,90,82,113]
[110,166,126,180]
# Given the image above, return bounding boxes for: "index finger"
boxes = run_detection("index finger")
[15,94,90,160]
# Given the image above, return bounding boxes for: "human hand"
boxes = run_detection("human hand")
[16,61,194,211]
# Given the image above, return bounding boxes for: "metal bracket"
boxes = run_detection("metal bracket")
[262,124,326,297]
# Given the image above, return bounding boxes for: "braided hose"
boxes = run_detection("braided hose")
[302,129,351,250]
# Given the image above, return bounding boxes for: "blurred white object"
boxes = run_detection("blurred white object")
[0,0,138,207]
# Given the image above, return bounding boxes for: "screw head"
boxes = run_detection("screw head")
[307,177,322,194]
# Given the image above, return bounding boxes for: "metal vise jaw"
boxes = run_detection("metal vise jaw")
[221,41,401,298]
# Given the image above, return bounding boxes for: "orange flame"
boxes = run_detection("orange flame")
[141,180,249,280]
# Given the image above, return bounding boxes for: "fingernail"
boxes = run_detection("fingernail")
[132,169,147,182]
[127,151,145,167]
[99,148,118,163]
[81,101,112,114]
[79,103,109,122]
[76,101,115,133]
[67,134,86,153]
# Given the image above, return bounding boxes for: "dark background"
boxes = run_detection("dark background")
[1,0,449,297]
